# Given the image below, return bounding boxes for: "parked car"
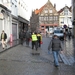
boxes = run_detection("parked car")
[53,29,64,40]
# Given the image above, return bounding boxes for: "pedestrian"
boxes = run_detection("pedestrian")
[37,32,42,47]
[25,30,31,47]
[68,30,71,39]
[1,30,7,49]
[64,32,66,41]
[46,31,48,37]
[23,30,26,42]
[19,30,24,45]
[31,32,38,50]
[48,35,63,67]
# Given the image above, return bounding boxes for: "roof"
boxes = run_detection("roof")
[34,0,56,14]
[34,4,46,14]
[58,6,72,13]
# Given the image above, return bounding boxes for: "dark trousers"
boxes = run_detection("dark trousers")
[37,40,41,47]
[20,38,24,45]
[26,38,30,46]
[32,41,38,50]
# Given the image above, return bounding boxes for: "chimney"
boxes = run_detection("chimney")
[54,3,56,9]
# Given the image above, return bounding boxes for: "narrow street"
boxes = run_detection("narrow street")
[0,37,75,75]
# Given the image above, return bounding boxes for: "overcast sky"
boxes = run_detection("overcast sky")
[25,0,71,20]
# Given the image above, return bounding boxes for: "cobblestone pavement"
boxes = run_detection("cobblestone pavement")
[0,37,75,65]
[0,38,75,70]
[0,40,19,53]
[0,44,75,75]
[59,38,75,65]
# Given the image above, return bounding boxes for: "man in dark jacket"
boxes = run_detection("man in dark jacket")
[19,30,25,45]
[1,30,7,49]
[25,31,31,47]
[37,32,42,47]
[48,35,63,67]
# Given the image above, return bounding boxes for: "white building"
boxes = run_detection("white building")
[18,0,29,33]
[11,0,18,41]
[0,0,11,41]
[0,0,29,42]
[58,6,73,28]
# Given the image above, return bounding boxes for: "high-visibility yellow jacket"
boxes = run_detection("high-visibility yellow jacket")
[31,34,38,41]
[37,34,42,41]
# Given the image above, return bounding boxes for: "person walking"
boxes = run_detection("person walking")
[37,32,42,47]
[1,30,7,49]
[68,30,72,39]
[48,35,63,67]
[31,32,38,50]
[25,31,31,47]
[19,30,24,45]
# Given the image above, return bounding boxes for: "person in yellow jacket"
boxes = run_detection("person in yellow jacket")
[31,32,38,50]
[37,32,42,47]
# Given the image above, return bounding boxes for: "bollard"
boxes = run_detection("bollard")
[10,34,13,42]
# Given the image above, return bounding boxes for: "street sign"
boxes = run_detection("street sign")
[63,24,67,28]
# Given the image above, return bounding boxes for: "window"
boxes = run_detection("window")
[44,17,46,21]
[49,9,52,13]
[41,14,44,16]
[46,16,48,21]
[3,0,10,3]
[44,9,48,13]
[64,9,68,15]
[39,16,43,21]
[15,5,17,7]
[3,0,7,3]
[49,16,53,21]
[54,16,58,21]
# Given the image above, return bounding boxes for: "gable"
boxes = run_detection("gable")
[40,2,58,15]
[35,0,58,15]
[59,7,72,16]
[58,6,72,16]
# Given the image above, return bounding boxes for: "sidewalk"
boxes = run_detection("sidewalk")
[0,40,20,53]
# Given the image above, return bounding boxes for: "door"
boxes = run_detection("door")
[12,23,17,40]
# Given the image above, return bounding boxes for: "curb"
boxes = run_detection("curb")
[0,43,20,54]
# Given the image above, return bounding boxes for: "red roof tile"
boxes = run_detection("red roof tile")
[35,5,46,14]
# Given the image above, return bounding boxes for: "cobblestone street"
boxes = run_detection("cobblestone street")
[0,37,75,75]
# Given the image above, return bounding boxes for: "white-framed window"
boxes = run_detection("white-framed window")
[64,9,68,15]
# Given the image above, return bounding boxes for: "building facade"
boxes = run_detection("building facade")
[58,6,72,28]
[18,0,29,33]
[11,0,18,41]
[0,0,11,41]
[0,0,29,41]
[30,0,59,33]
